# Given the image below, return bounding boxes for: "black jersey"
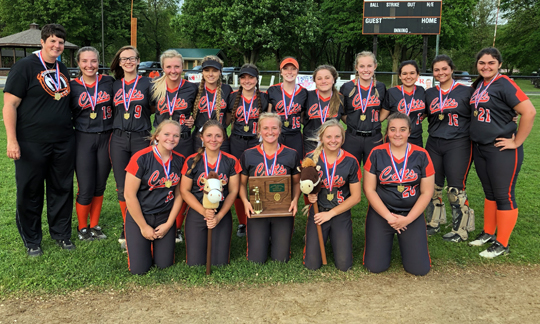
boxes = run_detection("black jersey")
[194,84,233,131]
[125,146,185,215]
[70,75,114,133]
[154,80,198,132]
[112,76,154,132]
[384,86,426,139]
[469,75,528,144]
[303,90,344,140]
[3,54,72,143]
[425,83,474,140]
[306,150,361,210]
[228,91,269,136]
[340,80,386,132]
[181,151,240,203]
[267,84,308,134]
[365,143,434,212]
[240,145,300,177]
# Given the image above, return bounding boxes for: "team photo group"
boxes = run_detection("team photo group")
[3,23,536,276]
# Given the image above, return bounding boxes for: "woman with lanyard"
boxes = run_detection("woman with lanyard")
[239,113,301,264]
[467,47,536,258]
[124,120,185,275]
[109,45,154,249]
[192,56,233,153]
[267,57,308,158]
[363,112,434,276]
[304,119,361,271]
[303,65,344,156]
[382,60,426,147]
[180,120,240,267]
[424,55,475,241]
[70,46,114,241]
[340,51,387,165]
[228,64,269,237]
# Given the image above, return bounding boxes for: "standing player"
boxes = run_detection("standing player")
[124,120,185,274]
[180,120,240,267]
[70,46,114,240]
[228,64,269,237]
[363,112,434,276]
[109,46,154,248]
[3,24,75,256]
[304,120,362,271]
[382,60,426,147]
[239,113,301,264]
[424,55,475,241]
[267,57,308,158]
[340,51,387,164]
[303,65,344,156]
[468,47,536,258]
[192,56,233,153]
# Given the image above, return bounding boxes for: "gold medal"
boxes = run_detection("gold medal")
[90,112,97,119]
[438,114,444,120]
[244,125,249,132]
[274,193,281,201]
[169,116,172,120]
[360,114,366,121]
[284,121,290,127]
[327,193,334,201]
[165,180,172,188]
[55,93,61,100]
[397,185,405,193]
[124,113,130,120]
[474,110,478,117]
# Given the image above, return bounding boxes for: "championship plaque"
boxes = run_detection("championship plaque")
[248,175,293,218]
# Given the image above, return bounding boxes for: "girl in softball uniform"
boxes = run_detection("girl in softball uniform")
[382,60,426,147]
[424,55,475,241]
[239,113,301,264]
[124,120,185,275]
[363,112,434,276]
[70,46,114,241]
[340,51,387,165]
[467,47,536,258]
[267,57,308,158]
[304,120,362,271]
[303,65,344,156]
[180,120,240,266]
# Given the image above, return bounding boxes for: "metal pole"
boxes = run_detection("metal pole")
[435,34,440,57]
[101,0,105,64]
[493,0,501,47]
[373,35,378,57]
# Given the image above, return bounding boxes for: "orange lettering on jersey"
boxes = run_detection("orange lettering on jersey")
[352,94,380,111]
[148,171,180,190]
[379,166,418,183]
[113,88,145,106]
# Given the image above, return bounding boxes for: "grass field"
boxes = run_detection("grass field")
[1,92,539,298]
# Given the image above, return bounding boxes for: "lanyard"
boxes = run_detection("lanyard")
[321,149,341,192]
[203,151,222,177]
[37,51,60,92]
[317,90,332,123]
[438,80,456,114]
[389,143,410,185]
[205,86,217,119]
[281,84,297,120]
[167,80,184,117]
[261,144,280,176]
[242,92,255,125]
[122,76,141,113]
[474,73,499,110]
[153,145,171,181]
[357,79,373,114]
[401,86,416,116]
[80,75,99,112]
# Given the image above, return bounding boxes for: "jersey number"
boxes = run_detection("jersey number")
[401,185,418,198]
[165,190,174,203]
[102,106,112,120]
[292,116,301,129]
[477,108,491,123]
[416,113,423,125]
[252,122,257,134]
[337,190,344,203]
[134,105,142,119]
[447,113,459,127]
[371,110,379,122]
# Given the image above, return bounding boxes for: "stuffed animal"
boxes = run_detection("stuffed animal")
[201,171,227,209]
[298,157,322,196]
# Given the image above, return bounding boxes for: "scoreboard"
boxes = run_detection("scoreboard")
[362,0,442,35]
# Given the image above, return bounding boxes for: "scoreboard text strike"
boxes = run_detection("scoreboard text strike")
[362,0,442,35]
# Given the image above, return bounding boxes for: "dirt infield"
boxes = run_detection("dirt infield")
[2,265,539,323]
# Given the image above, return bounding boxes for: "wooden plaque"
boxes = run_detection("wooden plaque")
[248,175,293,218]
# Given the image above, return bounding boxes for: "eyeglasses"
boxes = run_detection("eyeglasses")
[119,56,138,63]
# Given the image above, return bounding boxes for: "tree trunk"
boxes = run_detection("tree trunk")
[391,43,403,87]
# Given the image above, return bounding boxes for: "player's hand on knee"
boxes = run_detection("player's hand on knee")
[307,194,318,204]
[154,223,171,238]
[314,211,332,225]
[6,140,20,160]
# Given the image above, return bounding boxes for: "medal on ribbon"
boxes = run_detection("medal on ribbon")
[153,146,172,188]
[438,80,455,122]
[474,73,499,118]
[242,92,255,132]
[262,144,279,176]
[122,76,141,121]
[317,90,332,124]
[281,84,297,128]
[38,51,62,100]
[205,85,217,120]
[322,149,340,201]
[400,86,416,116]
[357,79,373,122]
[389,143,410,194]
[167,80,184,120]
[81,75,99,120]
[203,151,222,179]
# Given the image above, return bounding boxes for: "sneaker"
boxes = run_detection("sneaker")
[442,232,464,243]
[118,230,126,244]
[90,226,107,240]
[56,239,76,251]
[175,229,184,244]
[468,231,496,246]
[479,241,509,259]
[236,224,246,237]
[78,227,94,241]
[426,225,440,236]
[27,246,43,257]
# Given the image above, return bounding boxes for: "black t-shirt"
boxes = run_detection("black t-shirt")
[340,80,387,132]
[70,75,114,133]
[240,145,301,177]
[125,146,185,215]
[267,84,308,134]
[112,76,154,132]
[193,83,233,133]
[4,54,72,142]
[383,86,426,139]
[228,91,269,137]
[303,90,344,141]
[154,80,198,133]
[425,83,474,140]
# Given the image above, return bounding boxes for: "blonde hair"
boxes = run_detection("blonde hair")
[110,45,140,80]
[149,119,181,144]
[313,65,342,118]
[151,50,184,102]
[232,63,263,123]
[193,55,224,122]
[352,51,380,98]
[75,46,100,78]
[309,119,345,165]
[186,119,225,175]
[257,112,282,141]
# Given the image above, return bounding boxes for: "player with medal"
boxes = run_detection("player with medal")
[124,120,185,274]
[424,55,475,241]
[304,120,361,271]
[363,112,434,276]
[70,47,114,241]
[110,46,155,249]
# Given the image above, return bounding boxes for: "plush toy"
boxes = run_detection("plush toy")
[201,171,226,209]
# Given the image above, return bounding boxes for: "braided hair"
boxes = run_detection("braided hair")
[193,56,224,121]
[351,51,380,99]
[232,64,262,123]
[186,119,225,175]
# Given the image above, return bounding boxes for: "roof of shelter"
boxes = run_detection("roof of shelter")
[0,23,79,49]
